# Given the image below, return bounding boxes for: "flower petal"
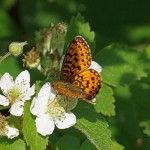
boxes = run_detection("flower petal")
[30,95,49,117]
[0,95,9,106]
[89,61,102,74]
[38,83,51,97]
[92,98,96,103]
[39,83,56,101]
[0,73,14,93]
[22,84,35,101]
[15,70,30,89]
[55,112,76,129]
[10,101,24,116]
[30,83,52,116]
[5,125,19,139]
[35,114,55,136]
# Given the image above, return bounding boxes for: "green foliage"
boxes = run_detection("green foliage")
[0,10,19,39]
[74,108,112,150]
[0,56,22,77]
[65,13,95,52]
[0,138,25,150]
[94,44,147,87]
[0,1,150,150]
[22,101,48,150]
[80,139,97,150]
[94,83,115,116]
[140,120,150,137]
[55,135,80,150]
[111,140,124,150]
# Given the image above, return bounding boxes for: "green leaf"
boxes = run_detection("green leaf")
[112,77,150,149]
[80,139,97,150]
[94,83,115,116]
[0,138,25,150]
[129,76,150,120]
[0,10,19,39]
[74,108,112,150]
[94,44,147,87]
[65,13,95,52]
[55,135,80,150]
[22,101,48,150]
[145,45,150,60]
[140,120,150,137]
[126,25,150,42]
[111,140,124,150]
[0,56,22,77]
[8,115,22,131]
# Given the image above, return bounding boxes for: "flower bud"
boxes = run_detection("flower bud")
[9,41,28,56]
[51,22,68,56]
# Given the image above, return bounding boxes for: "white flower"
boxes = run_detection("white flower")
[4,125,19,139]
[0,70,35,116]
[30,83,77,136]
[0,114,19,139]
[89,61,102,74]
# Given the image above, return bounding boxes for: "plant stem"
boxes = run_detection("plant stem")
[0,52,11,63]
[0,106,10,111]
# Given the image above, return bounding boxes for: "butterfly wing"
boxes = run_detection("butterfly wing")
[71,69,101,100]
[60,36,91,82]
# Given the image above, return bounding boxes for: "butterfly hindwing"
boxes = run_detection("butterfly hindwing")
[71,69,101,99]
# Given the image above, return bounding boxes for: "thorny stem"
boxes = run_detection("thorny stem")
[0,52,11,63]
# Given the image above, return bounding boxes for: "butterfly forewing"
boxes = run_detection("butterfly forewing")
[71,69,101,100]
[60,36,91,82]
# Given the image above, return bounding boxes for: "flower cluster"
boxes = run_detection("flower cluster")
[30,83,77,136]
[0,70,78,137]
[0,70,35,138]
[0,70,35,116]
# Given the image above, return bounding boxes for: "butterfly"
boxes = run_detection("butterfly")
[51,36,101,103]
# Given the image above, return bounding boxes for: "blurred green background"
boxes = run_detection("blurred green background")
[1,0,150,50]
[0,0,150,150]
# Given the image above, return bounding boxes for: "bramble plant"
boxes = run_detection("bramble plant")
[0,12,150,150]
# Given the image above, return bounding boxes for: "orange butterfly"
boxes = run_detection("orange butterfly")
[51,36,101,103]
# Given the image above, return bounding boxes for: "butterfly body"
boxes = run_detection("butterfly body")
[51,36,101,103]
[51,81,93,103]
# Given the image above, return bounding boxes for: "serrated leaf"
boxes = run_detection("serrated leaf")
[74,108,112,150]
[94,44,147,87]
[0,138,25,150]
[22,101,48,150]
[80,139,97,150]
[94,83,115,116]
[55,135,80,150]
[65,13,95,52]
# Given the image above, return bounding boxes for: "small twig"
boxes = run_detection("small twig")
[0,52,11,63]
